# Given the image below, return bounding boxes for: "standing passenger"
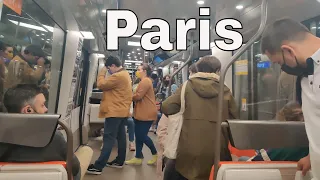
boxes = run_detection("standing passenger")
[260,18,320,179]
[125,63,158,166]
[161,56,238,180]
[5,44,45,89]
[189,63,198,77]
[87,56,132,175]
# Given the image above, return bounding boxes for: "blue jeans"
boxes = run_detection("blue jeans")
[127,117,135,142]
[134,119,157,158]
[94,117,127,170]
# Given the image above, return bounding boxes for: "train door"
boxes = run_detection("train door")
[233,42,281,120]
[77,49,90,144]
[233,48,252,119]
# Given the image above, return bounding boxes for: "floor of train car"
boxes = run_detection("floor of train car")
[84,132,158,180]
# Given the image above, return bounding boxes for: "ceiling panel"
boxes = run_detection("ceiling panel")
[214,0,320,42]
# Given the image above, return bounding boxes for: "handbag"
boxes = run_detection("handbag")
[163,81,187,159]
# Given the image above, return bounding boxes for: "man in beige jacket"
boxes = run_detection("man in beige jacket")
[87,56,132,175]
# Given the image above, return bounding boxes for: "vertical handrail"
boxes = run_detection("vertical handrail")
[58,120,74,180]
[213,0,268,179]
[168,34,194,96]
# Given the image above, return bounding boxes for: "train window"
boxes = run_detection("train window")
[0,0,65,113]
[233,41,286,121]
[302,15,320,37]
[253,41,282,120]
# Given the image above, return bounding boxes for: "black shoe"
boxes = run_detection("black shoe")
[87,164,102,175]
[106,160,124,169]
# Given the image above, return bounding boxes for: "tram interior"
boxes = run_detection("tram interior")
[0,0,320,179]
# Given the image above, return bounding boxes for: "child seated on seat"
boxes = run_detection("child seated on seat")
[244,101,309,162]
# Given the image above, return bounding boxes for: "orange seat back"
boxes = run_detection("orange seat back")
[228,142,256,157]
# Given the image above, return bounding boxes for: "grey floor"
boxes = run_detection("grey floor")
[84,133,159,180]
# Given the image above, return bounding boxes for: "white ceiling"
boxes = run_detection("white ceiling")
[213,0,320,41]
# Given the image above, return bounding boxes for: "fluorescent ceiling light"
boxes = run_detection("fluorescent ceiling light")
[138,53,141,55]
[8,20,54,32]
[0,35,4,38]
[128,41,140,46]
[145,54,148,56]
[124,62,132,65]
[173,61,181,64]
[236,5,244,9]
[80,31,95,39]
[197,0,204,5]
[137,48,140,51]
[41,38,44,40]
[36,34,39,36]
[97,54,105,58]
[132,35,141,38]
[311,26,316,29]
[102,9,106,13]
[125,60,142,63]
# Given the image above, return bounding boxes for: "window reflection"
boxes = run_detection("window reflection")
[0,0,64,112]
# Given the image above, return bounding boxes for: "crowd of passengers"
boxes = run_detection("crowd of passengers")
[85,53,311,180]
[0,42,51,102]
[0,17,318,180]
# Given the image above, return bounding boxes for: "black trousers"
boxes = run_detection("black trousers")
[163,158,188,180]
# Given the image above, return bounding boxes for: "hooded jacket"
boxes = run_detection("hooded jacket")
[161,72,238,180]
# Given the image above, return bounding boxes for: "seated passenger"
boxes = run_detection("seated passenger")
[247,101,308,162]
[161,56,238,180]
[0,84,81,180]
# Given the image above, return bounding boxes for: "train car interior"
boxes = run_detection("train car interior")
[0,0,320,180]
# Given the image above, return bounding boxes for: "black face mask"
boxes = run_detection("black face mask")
[281,57,314,77]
